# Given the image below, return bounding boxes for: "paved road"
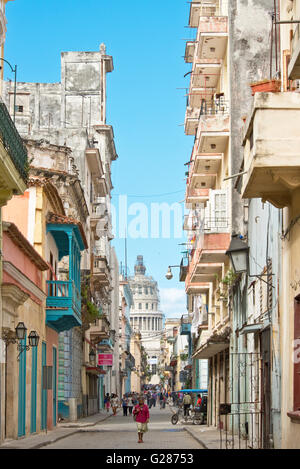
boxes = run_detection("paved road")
[42,406,203,449]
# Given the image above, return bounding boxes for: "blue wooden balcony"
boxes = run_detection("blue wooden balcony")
[180,315,192,335]
[46,214,88,333]
[46,280,81,332]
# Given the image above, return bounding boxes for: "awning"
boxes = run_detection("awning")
[85,366,106,375]
[193,340,229,359]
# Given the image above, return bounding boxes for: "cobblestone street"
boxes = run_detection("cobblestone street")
[40,407,204,450]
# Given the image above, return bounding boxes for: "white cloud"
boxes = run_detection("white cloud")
[160,288,187,318]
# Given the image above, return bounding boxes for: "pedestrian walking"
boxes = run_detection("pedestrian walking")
[128,394,133,415]
[104,393,110,413]
[150,393,155,409]
[122,395,128,416]
[159,392,164,409]
[133,396,150,444]
[111,394,119,416]
[183,393,192,417]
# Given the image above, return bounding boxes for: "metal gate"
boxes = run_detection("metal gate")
[219,352,263,449]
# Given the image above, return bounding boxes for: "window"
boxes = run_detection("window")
[145,287,148,295]
[152,303,154,310]
[146,303,148,310]
[138,285,142,294]
[15,105,24,113]
[139,303,142,310]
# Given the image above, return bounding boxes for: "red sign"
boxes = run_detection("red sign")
[98,353,113,366]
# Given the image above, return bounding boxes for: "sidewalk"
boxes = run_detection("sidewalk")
[168,403,221,449]
[0,410,115,450]
[183,425,221,450]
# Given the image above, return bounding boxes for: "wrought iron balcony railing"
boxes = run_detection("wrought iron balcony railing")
[200,98,229,116]
[0,99,28,182]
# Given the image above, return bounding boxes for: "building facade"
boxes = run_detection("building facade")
[2,45,119,421]
[181,0,281,449]
[129,256,164,385]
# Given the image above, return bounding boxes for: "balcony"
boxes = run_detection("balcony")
[186,187,209,206]
[197,103,230,153]
[90,203,106,230]
[185,106,200,135]
[185,41,196,63]
[85,148,104,179]
[98,338,113,351]
[46,214,87,332]
[89,315,110,343]
[46,280,81,331]
[93,257,111,287]
[187,171,217,194]
[288,23,300,80]
[189,60,222,108]
[195,16,228,60]
[241,92,300,208]
[180,315,192,335]
[0,99,28,204]
[180,258,189,282]
[189,1,227,28]
[190,153,222,179]
[191,261,223,283]
[125,353,136,370]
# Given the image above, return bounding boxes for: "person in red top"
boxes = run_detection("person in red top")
[133,396,150,443]
[196,394,202,407]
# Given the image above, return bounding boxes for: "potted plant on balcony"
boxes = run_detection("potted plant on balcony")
[249,78,281,96]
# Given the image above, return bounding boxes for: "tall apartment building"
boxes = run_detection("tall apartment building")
[181,0,281,449]
[238,0,300,449]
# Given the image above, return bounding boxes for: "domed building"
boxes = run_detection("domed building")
[129,256,164,385]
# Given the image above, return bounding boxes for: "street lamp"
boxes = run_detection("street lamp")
[225,234,249,274]
[89,348,96,364]
[0,58,17,123]
[225,234,274,289]
[165,265,181,280]
[15,322,27,341]
[2,322,39,361]
[28,331,40,348]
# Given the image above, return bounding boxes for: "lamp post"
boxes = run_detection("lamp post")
[0,58,17,123]
[165,265,181,280]
[225,234,274,288]
[225,234,249,274]
[89,348,96,364]
[2,322,39,361]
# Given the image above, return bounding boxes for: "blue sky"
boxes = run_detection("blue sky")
[5,0,196,317]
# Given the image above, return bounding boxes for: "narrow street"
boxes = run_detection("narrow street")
[41,406,203,450]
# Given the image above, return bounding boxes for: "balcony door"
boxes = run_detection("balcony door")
[205,190,228,232]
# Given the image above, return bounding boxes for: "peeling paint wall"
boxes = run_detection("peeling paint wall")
[229,0,275,236]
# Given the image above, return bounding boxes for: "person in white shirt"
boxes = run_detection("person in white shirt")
[111,394,119,416]
[128,394,134,415]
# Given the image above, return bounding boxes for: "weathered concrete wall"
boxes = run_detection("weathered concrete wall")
[229,0,275,235]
